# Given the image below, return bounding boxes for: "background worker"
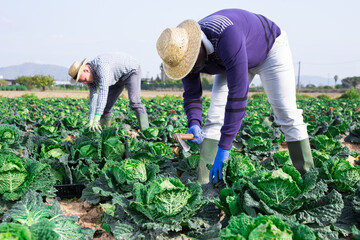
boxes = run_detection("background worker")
[156,8,314,184]
[68,53,149,132]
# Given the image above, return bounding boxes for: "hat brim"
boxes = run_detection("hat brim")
[71,58,87,84]
[163,20,201,80]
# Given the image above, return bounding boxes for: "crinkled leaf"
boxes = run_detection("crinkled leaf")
[253,169,302,215]
[330,159,360,192]
[224,154,256,185]
[0,222,32,240]
[2,190,77,226]
[296,190,344,227]
[0,153,28,194]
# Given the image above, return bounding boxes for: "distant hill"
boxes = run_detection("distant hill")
[296,75,334,87]
[0,62,333,87]
[0,63,69,82]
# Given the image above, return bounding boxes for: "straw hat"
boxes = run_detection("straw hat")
[68,58,87,84]
[157,19,201,80]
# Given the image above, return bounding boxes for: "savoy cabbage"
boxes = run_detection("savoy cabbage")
[82,159,159,204]
[0,152,56,205]
[220,213,294,240]
[1,190,93,240]
[109,177,209,235]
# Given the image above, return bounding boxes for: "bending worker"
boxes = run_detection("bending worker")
[156,8,314,183]
[68,53,149,132]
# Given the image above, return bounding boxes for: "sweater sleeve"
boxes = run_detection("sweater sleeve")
[217,26,249,150]
[94,65,111,116]
[181,73,203,127]
[88,83,98,120]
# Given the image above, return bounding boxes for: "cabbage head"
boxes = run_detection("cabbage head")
[224,153,256,185]
[310,135,343,155]
[74,140,99,160]
[187,154,199,169]
[0,124,23,148]
[247,123,271,138]
[247,136,273,152]
[0,152,57,203]
[151,178,192,216]
[312,150,332,168]
[250,167,303,215]
[2,190,92,239]
[149,142,172,158]
[102,136,125,161]
[115,177,208,234]
[330,159,360,192]
[37,125,58,137]
[143,126,159,139]
[0,222,32,240]
[82,159,159,204]
[0,126,17,145]
[129,177,206,224]
[62,116,82,130]
[220,213,294,240]
[0,153,28,195]
[40,144,67,160]
[110,159,147,183]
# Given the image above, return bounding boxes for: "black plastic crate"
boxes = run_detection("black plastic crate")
[53,184,86,199]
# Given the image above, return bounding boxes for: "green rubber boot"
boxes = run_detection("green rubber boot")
[100,115,112,127]
[136,112,149,131]
[287,138,314,175]
[197,138,219,184]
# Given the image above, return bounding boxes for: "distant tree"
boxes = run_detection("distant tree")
[15,76,34,90]
[0,79,8,87]
[32,75,54,91]
[306,83,316,88]
[342,76,360,88]
[335,84,343,89]
[154,75,161,83]
[201,77,210,86]
[334,75,339,86]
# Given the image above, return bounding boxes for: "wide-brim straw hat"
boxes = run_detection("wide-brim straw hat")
[156,19,201,80]
[68,58,87,84]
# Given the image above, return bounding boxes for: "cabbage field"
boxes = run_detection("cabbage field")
[0,94,359,240]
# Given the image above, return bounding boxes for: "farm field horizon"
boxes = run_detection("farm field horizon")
[0,89,344,99]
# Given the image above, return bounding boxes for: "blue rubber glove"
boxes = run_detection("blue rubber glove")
[209,147,230,183]
[186,125,204,144]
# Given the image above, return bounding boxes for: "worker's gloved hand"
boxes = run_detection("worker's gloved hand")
[88,114,102,133]
[186,125,204,144]
[209,147,229,183]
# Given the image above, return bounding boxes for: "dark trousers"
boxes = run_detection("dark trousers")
[102,67,146,117]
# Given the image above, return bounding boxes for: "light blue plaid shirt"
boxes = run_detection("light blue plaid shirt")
[87,53,140,120]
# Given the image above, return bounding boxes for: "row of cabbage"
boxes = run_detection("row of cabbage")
[0,95,359,239]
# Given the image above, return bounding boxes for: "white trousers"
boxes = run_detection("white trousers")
[203,31,309,143]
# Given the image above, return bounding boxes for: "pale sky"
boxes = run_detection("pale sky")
[1,0,359,81]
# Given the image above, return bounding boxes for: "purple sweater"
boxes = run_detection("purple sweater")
[182,9,281,150]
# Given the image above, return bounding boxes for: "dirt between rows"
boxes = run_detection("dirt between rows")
[59,200,115,240]
[0,90,344,99]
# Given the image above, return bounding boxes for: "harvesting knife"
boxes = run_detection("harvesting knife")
[172,133,195,152]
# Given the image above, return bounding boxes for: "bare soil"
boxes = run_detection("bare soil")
[59,199,115,240]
